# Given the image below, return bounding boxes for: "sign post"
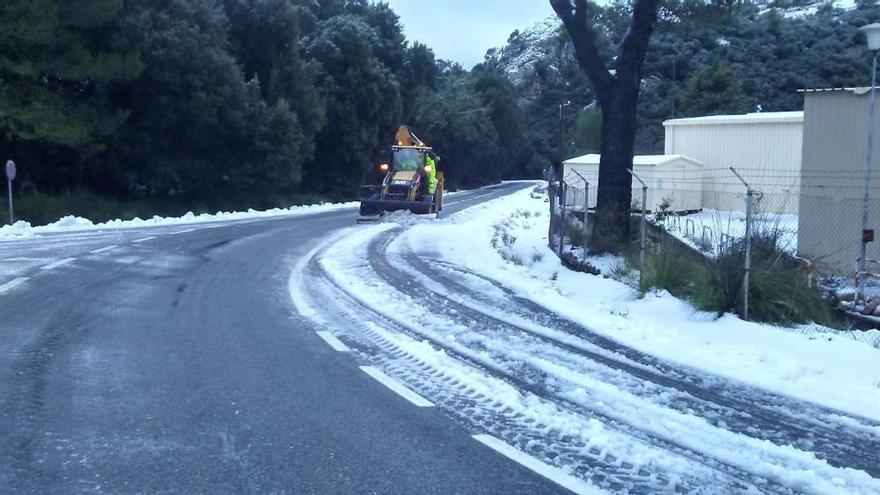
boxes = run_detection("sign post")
[5,160,15,225]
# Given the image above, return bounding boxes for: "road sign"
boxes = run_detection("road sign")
[5,160,13,224]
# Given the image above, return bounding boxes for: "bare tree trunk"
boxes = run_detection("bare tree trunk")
[596,87,639,238]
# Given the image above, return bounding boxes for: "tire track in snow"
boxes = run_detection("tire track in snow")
[301,249,787,495]
[397,248,880,479]
[350,227,879,493]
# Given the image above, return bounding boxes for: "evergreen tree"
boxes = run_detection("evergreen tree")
[400,43,439,122]
[109,0,308,203]
[223,0,325,163]
[0,0,142,148]
[573,108,603,154]
[413,69,501,189]
[303,14,402,197]
[680,61,748,117]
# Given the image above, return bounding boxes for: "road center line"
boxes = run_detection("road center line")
[41,258,76,271]
[472,435,601,495]
[359,366,434,407]
[132,236,156,243]
[90,245,119,254]
[316,331,351,352]
[0,277,29,294]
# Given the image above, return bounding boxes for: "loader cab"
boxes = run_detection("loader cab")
[358,128,445,218]
[392,147,425,172]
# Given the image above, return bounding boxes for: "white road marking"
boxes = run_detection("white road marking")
[41,258,76,271]
[359,366,434,407]
[90,245,119,254]
[0,277,29,294]
[132,236,156,243]
[169,229,197,235]
[446,191,499,206]
[472,435,601,495]
[316,331,351,352]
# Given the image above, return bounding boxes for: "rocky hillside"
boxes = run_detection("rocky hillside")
[483,0,880,157]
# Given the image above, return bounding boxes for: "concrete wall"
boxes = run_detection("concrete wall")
[799,90,880,275]
[664,118,803,214]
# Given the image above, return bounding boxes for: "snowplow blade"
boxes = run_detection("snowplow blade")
[359,199,433,217]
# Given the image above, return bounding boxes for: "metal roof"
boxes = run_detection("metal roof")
[663,111,803,127]
[797,87,873,94]
[563,154,704,167]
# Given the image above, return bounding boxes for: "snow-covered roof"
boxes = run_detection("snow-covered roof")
[564,154,703,167]
[798,87,874,95]
[663,111,804,127]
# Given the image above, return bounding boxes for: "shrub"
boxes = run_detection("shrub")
[561,252,601,275]
[588,208,630,254]
[696,231,834,326]
[693,233,714,253]
[564,220,588,247]
[639,246,701,295]
[609,260,633,280]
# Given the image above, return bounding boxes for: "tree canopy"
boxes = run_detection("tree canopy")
[2,0,880,219]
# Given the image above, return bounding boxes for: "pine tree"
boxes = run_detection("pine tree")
[680,62,748,117]
[0,0,142,148]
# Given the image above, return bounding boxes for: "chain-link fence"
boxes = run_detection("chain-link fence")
[550,165,880,317]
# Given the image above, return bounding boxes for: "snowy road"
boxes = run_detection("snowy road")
[2,182,879,494]
[0,184,571,494]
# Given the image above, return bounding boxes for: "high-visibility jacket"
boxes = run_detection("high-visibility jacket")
[425,156,438,195]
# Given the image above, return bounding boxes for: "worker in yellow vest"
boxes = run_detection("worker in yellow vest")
[425,154,438,195]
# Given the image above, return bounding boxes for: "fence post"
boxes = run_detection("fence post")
[628,169,648,270]
[731,167,753,321]
[559,181,567,258]
[570,170,590,262]
[583,182,590,261]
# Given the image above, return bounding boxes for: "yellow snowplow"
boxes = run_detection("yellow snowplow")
[359,126,445,220]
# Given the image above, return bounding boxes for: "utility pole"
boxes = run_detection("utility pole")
[558,101,572,170]
[555,100,572,258]
[628,169,648,270]
[857,23,880,301]
[671,57,676,119]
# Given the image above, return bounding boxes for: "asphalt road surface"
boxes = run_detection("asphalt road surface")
[0,183,567,494]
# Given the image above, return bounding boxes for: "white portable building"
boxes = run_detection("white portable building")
[562,154,704,213]
[663,111,804,214]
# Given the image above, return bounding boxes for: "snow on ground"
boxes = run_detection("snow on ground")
[303,188,880,493]
[399,185,880,422]
[658,209,799,256]
[0,201,358,241]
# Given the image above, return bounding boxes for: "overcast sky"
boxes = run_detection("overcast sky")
[385,0,555,68]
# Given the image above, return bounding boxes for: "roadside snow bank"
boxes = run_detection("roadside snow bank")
[0,201,357,240]
[399,185,880,422]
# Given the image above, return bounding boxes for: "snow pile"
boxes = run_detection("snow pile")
[400,186,880,422]
[0,201,357,240]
